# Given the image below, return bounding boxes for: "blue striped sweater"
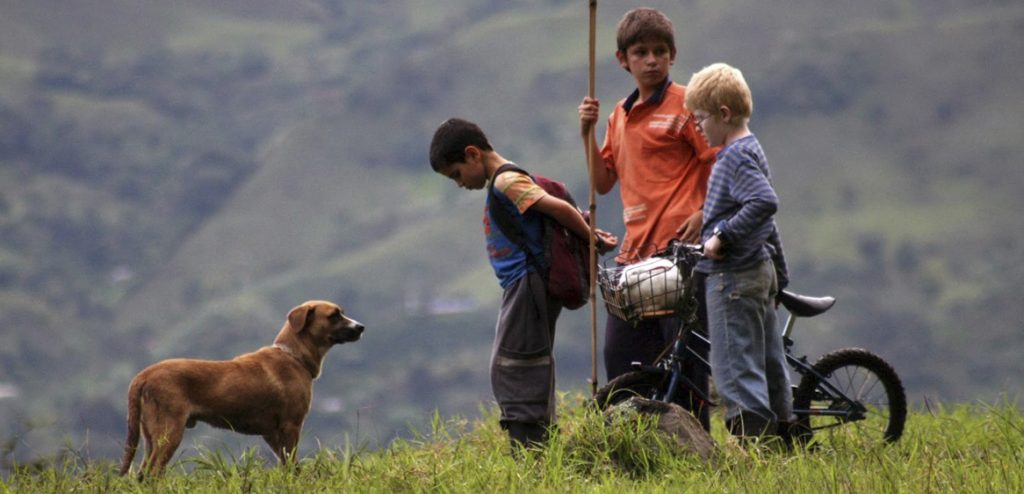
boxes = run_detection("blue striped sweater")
[696,134,789,289]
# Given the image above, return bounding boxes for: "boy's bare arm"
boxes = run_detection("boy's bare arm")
[578,97,616,194]
[530,194,618,252]
[676,210,703,244]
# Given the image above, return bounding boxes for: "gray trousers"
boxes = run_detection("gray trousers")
[491,271,562,426]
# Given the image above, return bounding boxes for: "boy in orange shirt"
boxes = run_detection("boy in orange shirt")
[578,7,716,429]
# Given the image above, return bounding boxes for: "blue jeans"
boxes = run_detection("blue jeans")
[705,260,792,435]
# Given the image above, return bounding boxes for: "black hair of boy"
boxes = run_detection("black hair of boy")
[429,118,493,172]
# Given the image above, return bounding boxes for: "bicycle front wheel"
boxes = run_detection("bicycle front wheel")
[792,348,907,445]
[593,371,666,410]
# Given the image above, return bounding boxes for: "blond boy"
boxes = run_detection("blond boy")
[685,63,792,438]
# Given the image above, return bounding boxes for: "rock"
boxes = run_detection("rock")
[606,397,716,462]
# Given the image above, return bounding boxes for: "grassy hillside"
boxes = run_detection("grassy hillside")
[1,0,1022,465]
[3,401,1023,492]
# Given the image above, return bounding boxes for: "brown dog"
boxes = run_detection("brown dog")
[118,300,364,476]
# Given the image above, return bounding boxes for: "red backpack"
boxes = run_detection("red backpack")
[488,164,591,310]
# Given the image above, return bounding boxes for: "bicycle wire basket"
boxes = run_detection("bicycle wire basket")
[597,250,698,324]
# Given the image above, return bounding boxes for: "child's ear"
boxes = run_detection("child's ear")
[718,105,733,123]
[615,50,631,72]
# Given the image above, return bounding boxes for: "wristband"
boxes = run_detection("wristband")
[712,221,727,242]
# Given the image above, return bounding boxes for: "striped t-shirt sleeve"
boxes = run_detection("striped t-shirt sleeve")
[495,172,547,214]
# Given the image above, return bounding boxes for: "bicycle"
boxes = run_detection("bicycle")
[594,242,907,445]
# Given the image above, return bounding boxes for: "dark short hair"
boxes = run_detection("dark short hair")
[428,118,493,172]
[616,8,675,54]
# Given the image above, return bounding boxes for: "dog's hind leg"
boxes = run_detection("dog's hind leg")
[143,424,185,476]
[140,402,188,476]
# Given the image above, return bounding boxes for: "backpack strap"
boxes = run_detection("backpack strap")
[487,163,547,276]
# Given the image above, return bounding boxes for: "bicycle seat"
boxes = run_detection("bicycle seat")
[778,290,835,317]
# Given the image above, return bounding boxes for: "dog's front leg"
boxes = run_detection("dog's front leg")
[263,424,301,464]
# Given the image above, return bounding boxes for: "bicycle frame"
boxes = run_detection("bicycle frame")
[782,313,868,423]
[631,287,867,425]
[599,242,905,443]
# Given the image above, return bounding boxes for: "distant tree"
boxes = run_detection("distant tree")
[32,45,105,92]
[173,149,254,216]
[0,104,32,157]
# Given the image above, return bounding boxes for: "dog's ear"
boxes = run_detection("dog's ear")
[287,304,316,333]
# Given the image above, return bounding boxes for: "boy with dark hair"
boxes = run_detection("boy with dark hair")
[685,63,792,439]
[429,118,617,450]
[578,7,716,430]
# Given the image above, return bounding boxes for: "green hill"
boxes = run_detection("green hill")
[1,0,1021,464]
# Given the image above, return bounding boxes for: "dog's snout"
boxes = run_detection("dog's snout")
[343,316,364,333]
[333,316,365,343]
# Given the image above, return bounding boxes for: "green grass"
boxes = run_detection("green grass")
[3,397,1022,493]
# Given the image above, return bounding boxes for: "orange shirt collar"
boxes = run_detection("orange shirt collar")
[622,78,672,114]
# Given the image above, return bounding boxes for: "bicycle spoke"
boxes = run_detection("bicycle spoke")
[794,348,906,446]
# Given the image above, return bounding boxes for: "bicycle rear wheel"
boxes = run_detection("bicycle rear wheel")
[593,371,666,410]
[792,348,907,445]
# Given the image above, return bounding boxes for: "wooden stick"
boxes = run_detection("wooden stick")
[587,0,598,397]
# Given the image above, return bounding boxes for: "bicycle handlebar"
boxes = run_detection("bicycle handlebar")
[661,239,704,259]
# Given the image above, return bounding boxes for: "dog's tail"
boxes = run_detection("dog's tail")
[119,378,143,476]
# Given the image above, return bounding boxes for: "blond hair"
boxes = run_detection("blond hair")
[684,63,753,120]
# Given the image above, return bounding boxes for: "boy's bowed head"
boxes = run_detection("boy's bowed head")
[429,118,502,191]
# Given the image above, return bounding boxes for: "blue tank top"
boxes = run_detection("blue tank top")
[485,179,545,289]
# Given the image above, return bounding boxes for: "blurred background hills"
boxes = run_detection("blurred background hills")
[1,0,1022,464]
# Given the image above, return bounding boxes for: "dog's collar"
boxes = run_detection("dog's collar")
[272,343,298,358]
[272,343,320,379]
